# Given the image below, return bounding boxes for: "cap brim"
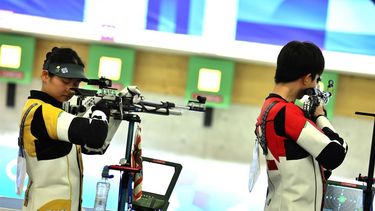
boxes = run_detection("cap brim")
[47,63,88,82]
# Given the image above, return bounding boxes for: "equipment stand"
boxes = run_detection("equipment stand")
[355,111,375,211]
[116,113,141,211]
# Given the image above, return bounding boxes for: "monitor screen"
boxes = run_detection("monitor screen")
[141,160,175,196]
[323,180,374,211]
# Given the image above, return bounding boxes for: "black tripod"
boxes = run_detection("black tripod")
[355,111,375,211]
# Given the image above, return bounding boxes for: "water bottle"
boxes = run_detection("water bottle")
[94,177,110,211]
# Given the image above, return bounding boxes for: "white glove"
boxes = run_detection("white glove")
[119,86,142,104]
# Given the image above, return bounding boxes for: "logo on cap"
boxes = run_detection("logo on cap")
[55,65,69,74]
[61,67,69,74]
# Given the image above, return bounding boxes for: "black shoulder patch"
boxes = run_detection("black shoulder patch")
[274,106,286,137]
[31,106,49,141]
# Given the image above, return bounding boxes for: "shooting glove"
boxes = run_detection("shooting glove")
[119,86,142,104]
[90,109,108,122]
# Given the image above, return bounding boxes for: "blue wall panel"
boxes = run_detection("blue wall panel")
[146,0,204,35]
[0,0,85,21]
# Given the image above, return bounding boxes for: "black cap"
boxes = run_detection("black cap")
[47,63,88,82]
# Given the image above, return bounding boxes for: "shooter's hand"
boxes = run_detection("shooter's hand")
[118,86,142,104]
[312,103,327,122]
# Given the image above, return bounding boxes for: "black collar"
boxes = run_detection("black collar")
[266,93,288,102]
[29,90,63,108]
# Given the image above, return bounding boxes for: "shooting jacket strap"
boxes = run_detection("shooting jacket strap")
[17,103,37,198]
[18,103,38,154]
[257,101,278,155]
[248,101,278,192]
